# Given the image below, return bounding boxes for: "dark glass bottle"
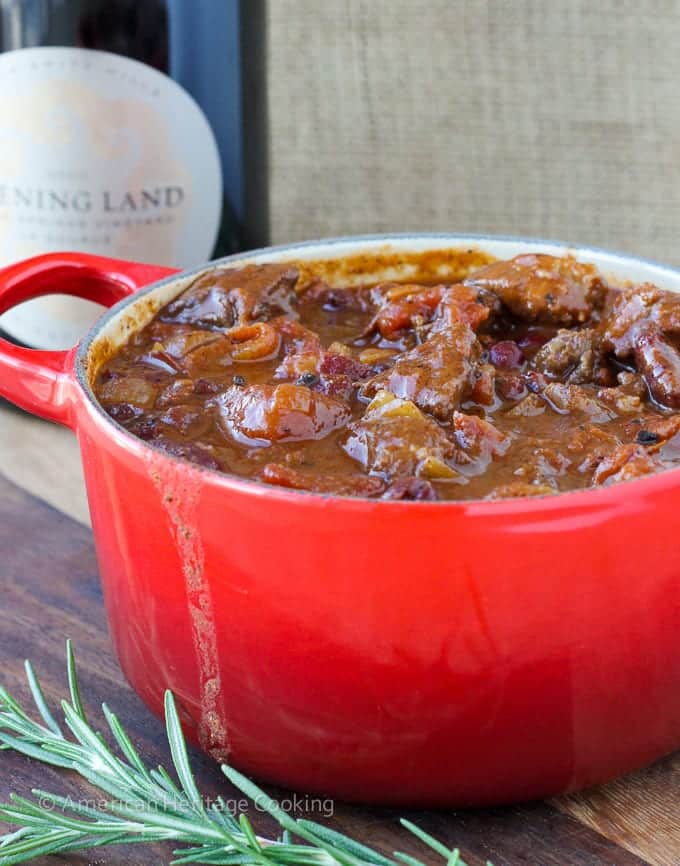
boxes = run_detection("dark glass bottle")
[0,0,240,349]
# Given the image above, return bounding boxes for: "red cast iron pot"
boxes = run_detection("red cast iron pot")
[1,235,679,808]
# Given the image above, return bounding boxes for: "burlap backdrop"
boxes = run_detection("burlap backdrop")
[242,1,680,264]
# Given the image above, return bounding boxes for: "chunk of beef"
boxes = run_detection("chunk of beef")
[156,379,195,408]
[451,411,509,474]
[152,322,282,376]
[600,283,680,356]
[360,324,481,420]
[158,405,213,439]
[561,423,621,464]
[260,463,385,497]
[217,383,350,446]
[160,264,299,329]
[566,424,621,474]
[362,283,443,340]
[505,393,546,416]
[149,327,223,359]
[144,328,234,375]
[593,444,660,485]
[273,319,323,379]
[596,384,643,415]
[541,382,615,423]
[342,391,461,481]
[533,328,602,383]
[430,284,500,333]
[465,254,606,325]
[651,293,680,335]
[633,324,680,409]
[98,375,157,409]
[180,336,234,375]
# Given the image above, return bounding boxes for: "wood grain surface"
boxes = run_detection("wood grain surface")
[0,473,678,866]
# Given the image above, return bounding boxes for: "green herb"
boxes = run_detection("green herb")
[0,642,492,866]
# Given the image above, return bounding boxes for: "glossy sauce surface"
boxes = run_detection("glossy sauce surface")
[94,252,680,500]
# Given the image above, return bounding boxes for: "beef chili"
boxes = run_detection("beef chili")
[94,252,680,501]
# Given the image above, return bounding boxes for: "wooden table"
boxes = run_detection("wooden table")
[1,417,679,865]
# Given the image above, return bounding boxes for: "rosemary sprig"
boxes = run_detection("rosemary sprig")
[0,642,490,866]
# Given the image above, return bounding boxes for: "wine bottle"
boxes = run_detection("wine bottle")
[0,0,240,349]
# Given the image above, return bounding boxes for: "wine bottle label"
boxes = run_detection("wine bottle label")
[0,47,222,348]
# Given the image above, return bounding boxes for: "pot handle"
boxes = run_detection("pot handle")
[0,252,178,426]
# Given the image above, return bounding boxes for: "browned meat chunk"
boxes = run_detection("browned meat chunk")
[541,382,615,423]
[451,411,509,474]
[342,392,461,480]
[160,264,299,329]
[652,294,680,335]
[505,393,546,416]
[633,324,680,409]
[533,328,602,383]
[594,370,645,415]
[593,444,660,485]
[178,335,234,375]
[596,385,643,415]
[217,383,350,446]
[273,319,323,379]
[360,324,480,420]
[260,463,385,496]
[600,283,680,356]
[158,404,213,439]
[362,283,442,339]
[146,322,283,376]
[465,254,606,325]
[362,282,496,341]
[97,375,157,409]
[156,378,195,407]
[564,424,621,474]
[566,424,620,455]
[430,284,499,333]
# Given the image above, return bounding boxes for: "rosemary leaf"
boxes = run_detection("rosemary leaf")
[0,643,491,866]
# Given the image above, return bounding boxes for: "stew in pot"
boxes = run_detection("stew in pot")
[94,252,680,501]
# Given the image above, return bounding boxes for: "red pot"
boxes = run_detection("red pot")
[1,236,679,807]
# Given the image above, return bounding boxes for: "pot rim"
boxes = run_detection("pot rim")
[74,231,680,512]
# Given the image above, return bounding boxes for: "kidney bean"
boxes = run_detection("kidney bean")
[489,340,525,369]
